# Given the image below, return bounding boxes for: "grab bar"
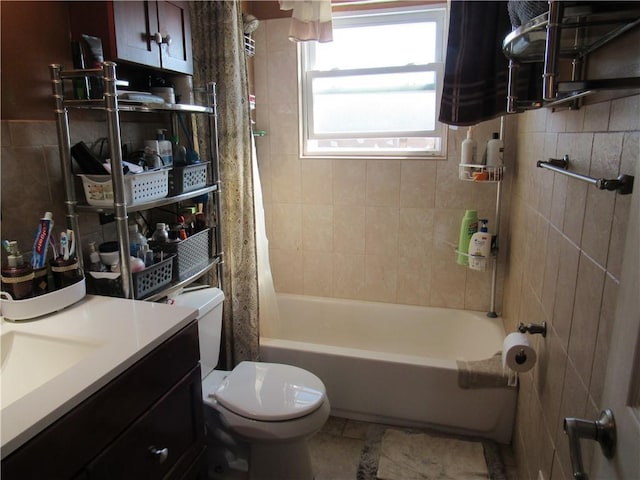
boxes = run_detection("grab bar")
[537,155,634,195]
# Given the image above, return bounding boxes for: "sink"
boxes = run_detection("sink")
[1,331,102,407]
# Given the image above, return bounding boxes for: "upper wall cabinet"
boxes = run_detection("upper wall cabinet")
[69,1,193,75]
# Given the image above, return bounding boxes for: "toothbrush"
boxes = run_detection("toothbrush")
[60,231,69,260]
[67,229,76,259]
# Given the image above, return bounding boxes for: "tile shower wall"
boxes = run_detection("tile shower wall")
[253,18,509,310]
[504,96,638,480]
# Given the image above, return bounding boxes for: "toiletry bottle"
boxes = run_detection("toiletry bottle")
[461,126,477,165]
[128,224,148,257]
[468,219,492,271]
[87,241,106,272]
[152,223,169,243]
[456,210,478,266]
[485,132,503,180]
[155,129,173,167]
[1,241,34,300]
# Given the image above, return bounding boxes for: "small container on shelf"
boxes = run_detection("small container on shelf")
[168,162,209,195]
[458,164,505,182]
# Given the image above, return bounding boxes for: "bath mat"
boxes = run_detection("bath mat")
[376,429,488,480]
[457,352,512,389]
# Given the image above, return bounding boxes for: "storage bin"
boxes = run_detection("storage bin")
[79,169,169,207]
[151,228,211,280]
[169,162,209,195]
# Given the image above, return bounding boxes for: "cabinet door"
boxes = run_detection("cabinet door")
[85,367,205,480]
[157,1,193,74]
[113,0,162,69]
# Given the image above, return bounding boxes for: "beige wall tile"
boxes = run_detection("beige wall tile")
[363,257,397,302]
[303,251,334,297]
[271,153,301,203]
[302,159,333,204]
[365,160,401,206]
[302,204,333,252]
[429,260,466,308]
[364,206,399,255]
[333,205,365,254]
[270,248,304,294]
[334,160,366,205]
[270,202,302,250]
[396,256,431,306]
[399,160,437,208]
[609,94,640,131]
[398,208,434,260]
[333,253,366,300]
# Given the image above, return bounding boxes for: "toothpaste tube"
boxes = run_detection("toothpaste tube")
[32,212,54,268]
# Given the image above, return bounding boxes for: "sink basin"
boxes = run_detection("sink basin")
[1,331,102,407]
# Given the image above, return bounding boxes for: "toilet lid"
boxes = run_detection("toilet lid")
[213,361,326,421]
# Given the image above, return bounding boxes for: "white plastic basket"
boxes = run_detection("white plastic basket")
[79,169,169,207]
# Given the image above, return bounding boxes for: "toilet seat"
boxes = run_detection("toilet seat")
[212,361,326,421]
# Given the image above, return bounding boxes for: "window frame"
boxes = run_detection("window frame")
[298,4,448,160]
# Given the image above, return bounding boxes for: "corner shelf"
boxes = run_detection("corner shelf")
[503,1,640,111]
[459,164,505,182]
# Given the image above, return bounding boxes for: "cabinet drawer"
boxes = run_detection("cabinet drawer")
[86,367,205,479]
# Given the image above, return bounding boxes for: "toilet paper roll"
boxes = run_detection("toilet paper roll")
[502,332,536,372]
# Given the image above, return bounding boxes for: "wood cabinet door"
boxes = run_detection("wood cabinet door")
[113,0,162,69]
[157,1,193,74]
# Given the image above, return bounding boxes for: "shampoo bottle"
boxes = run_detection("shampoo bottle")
[461,127,477,165]
[456,210,478,266]
[468,219,492,271]
[485,132,503,180]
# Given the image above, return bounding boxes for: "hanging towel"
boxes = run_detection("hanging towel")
[456,353,512,389]
[439,0,542,126]
[279,0,333,43]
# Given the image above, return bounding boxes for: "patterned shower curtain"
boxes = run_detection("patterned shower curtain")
[190,0,260,368]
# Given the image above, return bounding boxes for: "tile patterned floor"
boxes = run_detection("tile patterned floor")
[213,416,518,480]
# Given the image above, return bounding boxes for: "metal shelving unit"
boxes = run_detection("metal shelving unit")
[503,1,640,112]
[50,62,223,300]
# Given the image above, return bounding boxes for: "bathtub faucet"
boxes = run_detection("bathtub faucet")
[517,321,546,337]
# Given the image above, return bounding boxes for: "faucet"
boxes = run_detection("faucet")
[563,409,616,480]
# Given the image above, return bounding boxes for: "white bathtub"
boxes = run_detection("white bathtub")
[260,294,516,444]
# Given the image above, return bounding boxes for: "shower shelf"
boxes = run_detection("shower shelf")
[458,164,505,182]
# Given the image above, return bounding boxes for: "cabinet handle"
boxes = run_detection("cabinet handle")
[148,446,169,464]
[152,32,172,46]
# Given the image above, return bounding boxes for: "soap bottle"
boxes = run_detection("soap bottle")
[456,210,478,266]
[461,126,477,165]
[468,219,492,271]
[1,240,34,299]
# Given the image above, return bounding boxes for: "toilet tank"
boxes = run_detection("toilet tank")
[172,287,225,378]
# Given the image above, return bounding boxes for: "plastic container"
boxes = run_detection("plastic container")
[128,224,148,257]
[461,127,477,165]
[79,169,168,207]
[154,228,212,280]
[1,241,34,300]
[169,162,208,195]
[152,223,169,243]
[485,132,503,167]
[456,210,478,266]
[468,219,492,271]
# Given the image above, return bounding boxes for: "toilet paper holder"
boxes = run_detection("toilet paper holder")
[517,321,547,337]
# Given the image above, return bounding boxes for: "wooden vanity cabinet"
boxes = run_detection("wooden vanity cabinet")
[69,1,193,75]
[1,322,206,480]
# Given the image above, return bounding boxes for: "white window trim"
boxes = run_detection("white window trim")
[298,4,448,160]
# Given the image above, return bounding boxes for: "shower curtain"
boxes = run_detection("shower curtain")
[191,0,259,368]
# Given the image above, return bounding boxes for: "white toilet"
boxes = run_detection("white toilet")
[173,287,330,480]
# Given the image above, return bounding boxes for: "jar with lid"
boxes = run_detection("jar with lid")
[151,223,169,243]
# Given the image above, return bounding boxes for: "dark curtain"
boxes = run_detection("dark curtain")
[190,0,260,368]
[439,0,542,126]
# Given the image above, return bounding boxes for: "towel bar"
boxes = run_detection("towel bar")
[537,155,634,195]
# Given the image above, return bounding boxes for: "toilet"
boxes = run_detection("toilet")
[173,287,330,480]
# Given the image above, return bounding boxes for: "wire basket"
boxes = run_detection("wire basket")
[79,169,169,206]
[152,229,212,280]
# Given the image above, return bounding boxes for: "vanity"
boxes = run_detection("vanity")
[0,295,204,479]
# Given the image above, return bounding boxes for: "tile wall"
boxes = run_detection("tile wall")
[504,97,638,479]
[253,19,509,311]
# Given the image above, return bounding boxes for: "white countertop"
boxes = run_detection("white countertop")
[0,295,198,458]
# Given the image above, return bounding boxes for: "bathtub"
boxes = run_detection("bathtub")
[259,294,517,444]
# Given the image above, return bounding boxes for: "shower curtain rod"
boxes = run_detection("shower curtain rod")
[537,155,634,195]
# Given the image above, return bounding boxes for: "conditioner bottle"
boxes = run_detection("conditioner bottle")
[461,126,477,165]
[456,210,478,266]
[468,219,492,271]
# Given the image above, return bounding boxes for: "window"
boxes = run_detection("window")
[299,5,447,159]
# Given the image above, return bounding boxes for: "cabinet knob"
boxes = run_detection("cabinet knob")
[152,32,172,46]
[148,446,169,464]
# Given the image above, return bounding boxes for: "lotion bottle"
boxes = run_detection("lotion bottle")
[456,210,478,266]
[461,126,477,165]
[1,240,34,299]
[468,219,492,271]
